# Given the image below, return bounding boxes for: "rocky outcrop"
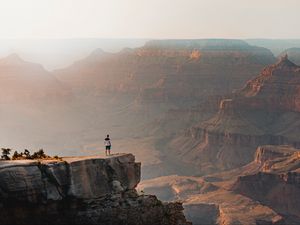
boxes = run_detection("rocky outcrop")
[140,145,300,225]
[237,54,300,112]
[254,145,299,164]
[231,171,300,224]
[169,56,300,174]
[230,145,300,224]
[0,154,191,225]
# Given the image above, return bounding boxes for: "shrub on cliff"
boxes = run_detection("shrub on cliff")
[6,149,61,160]
[13,149,52,160]
[1,148,11,160]
[31,149,48,159]
[12,151,23,160]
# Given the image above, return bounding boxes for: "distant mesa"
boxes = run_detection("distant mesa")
[144,39,252,50]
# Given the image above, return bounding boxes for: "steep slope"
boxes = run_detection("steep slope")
[0,154,191,225]
[231,145,300,224]
[169,55,300,174]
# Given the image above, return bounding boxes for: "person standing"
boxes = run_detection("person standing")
[104,134,111,156]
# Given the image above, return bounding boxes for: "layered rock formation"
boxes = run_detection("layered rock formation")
[231,145,300,224]
[169,56,300,173]
[1,40,276,169]
[56,39,275,107]
[140,145,300,225]
[0,154,190,225]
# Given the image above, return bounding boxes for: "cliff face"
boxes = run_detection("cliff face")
[231,145,300,224]
[238,54,300,112]
[169,56,300,174]
[140,145,300,225]
[56,39,275,107]
[0,154,190,225]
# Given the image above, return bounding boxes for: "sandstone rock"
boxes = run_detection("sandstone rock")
[140,145,300,225]
[230,145,300,224]
[0,154,190,225]
[169,56,300,174]
[183,203,219,225]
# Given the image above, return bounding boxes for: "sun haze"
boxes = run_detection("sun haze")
[0,0,299,39]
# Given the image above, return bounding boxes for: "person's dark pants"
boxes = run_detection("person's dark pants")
[105,146,111,156]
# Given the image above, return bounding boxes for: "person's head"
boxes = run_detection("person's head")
[107,134,109,138]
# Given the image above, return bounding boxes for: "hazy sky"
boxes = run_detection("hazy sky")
[0,0,299,39]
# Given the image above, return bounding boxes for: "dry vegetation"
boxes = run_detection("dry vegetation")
[1,148,61,160]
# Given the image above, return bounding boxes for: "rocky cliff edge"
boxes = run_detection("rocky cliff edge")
[0,153,191,225]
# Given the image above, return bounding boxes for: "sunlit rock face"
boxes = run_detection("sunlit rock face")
[231,145,300,224]
[0,154,190,225]
[140,145,300,225]
[169,56,300,174]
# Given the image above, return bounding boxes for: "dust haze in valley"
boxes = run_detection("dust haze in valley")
[3,38,300,224]
[0,38,298,174]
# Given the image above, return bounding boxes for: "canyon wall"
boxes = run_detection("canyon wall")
[140,145,300,225]
[169,56,300,174]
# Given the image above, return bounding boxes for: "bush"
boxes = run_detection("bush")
[2,148,62,161]
[24,149,31,159]
[1,148,11,160]
[12,151,24,160]
[32,149,47,159]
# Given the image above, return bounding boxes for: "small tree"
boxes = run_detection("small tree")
[12,151,24,160]
[24,149,31,159]
[12,151,19,160]
[32,149,46,159]
[1,148,12,160]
